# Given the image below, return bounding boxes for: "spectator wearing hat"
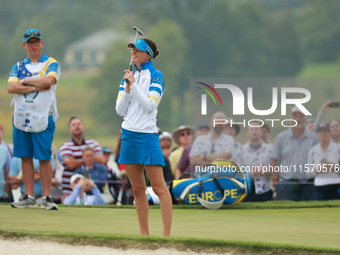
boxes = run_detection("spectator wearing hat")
[159,131,173,158]
[102,147,113,168]
[74,146,107,193]
[7,28,60,209]
[315,101,340,140]
[169,125,194,176]
[102,146,121,204]
[190,111,235,168]
[194,123,210,138]
[63,174,106,205]
[155,133,173,183]
[151,132,173,183]
[313,101,340,157]
[51,144,63,204]
[0,124,13,158]
[271,106,318,201]
[306,123,340,200]
[174,123,210,179]
[315,100,339,134]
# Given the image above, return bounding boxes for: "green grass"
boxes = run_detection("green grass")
[298,62,340,78]
[1,201,340,254]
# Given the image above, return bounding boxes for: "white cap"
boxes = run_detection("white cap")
[159,131,172,141]
[291,106,305,115]
[70,174,83,185]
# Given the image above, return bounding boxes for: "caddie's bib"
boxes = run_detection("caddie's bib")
[12,59,55,133]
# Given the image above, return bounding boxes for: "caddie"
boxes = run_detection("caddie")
[7,28,60,210]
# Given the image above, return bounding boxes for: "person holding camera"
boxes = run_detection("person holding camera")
[73,146,107,193]
[63,174,106,205]
[315,101,340,132]
[315,101,340,154]
[306,123,340,200]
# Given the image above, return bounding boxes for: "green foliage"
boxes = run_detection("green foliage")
[2,0,340,136]
[89,1,308,135]
[90,40,130,135]
[296,0,340,62]
[0,0,126,75]
[148,20,189,129]
[90,20,189,133]
[265,10,303,77]
[298,62,340,78]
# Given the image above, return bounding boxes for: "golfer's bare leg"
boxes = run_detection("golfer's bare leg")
[125,164,149,235]
[39,160,53,197]
[21,157,35,197]
[145,165,172,236]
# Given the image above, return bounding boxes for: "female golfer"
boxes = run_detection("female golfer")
[115,38,172,236]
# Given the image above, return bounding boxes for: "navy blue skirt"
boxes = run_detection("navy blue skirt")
[119,128,165,166]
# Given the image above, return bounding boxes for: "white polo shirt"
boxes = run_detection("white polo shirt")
[190,132,235,156]
[307,141,340,186]
[233,142,273,194]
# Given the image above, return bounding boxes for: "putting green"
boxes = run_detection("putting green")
[1,203,339,250]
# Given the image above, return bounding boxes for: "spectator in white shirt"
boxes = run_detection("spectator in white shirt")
[233,121,273,202]
[190,111,235,169]
[307,123,340,200]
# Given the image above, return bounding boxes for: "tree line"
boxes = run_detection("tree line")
[1,0,339,135]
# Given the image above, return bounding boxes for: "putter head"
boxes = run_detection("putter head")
[133,26,144,36]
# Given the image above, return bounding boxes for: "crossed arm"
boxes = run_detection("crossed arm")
[7,75,56,94]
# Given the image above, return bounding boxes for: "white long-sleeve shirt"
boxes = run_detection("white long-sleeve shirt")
[307,141,340,186]
[115,60,165,133]
[63,184,106,205]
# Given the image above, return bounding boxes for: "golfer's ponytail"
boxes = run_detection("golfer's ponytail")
[143,38,159,59]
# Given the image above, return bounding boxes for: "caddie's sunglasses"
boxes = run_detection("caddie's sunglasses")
[24,31,40,38]
[26,40,41,45]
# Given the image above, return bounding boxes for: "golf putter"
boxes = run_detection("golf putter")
[126,26,144,84]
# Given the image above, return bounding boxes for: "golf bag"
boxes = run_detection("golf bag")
[147,160,253,209]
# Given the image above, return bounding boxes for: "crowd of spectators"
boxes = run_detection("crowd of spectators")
[1,101,340,205]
